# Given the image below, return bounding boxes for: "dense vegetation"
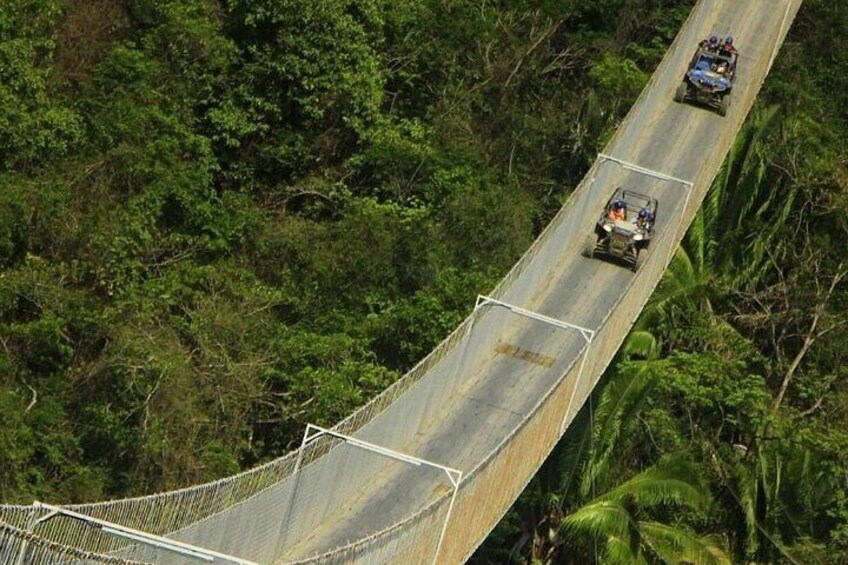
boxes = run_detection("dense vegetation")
[0,0,845,563]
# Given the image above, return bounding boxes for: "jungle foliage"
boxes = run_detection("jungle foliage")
[0,1,846,563]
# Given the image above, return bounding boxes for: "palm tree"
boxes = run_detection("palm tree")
[563,456,730,565]
[499,363,730,565]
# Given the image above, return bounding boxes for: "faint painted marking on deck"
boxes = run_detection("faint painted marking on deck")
[433,484,453,497]
[495,341,554,368]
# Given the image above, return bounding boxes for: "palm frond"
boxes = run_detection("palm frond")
[736,176,799,287]
[554,403,594,503]
[648,254,698,314]
[687,203,709,271]
[623,330,660,360]
[729,456,760,556]
[606,534,650,565]
[597,456,710,512]
[640,522,732,565]
[720,105,781,230]
[562,500,634,541]
[681,104,783,284]
[580,367,655,497]
[642,246,712,330]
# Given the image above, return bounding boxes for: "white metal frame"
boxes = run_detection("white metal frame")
[293,424,463,565]
[475,296,595,343]
[598,153,694,188]
[28,502,259,565]
[473,296,596,436]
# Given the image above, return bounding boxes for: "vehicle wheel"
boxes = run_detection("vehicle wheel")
[718,95,730,117]
[674,83,687,103]
[582,235,597,258]
[632,247,649,273]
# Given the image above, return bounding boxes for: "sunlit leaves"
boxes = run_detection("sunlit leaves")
[0,0,82,171]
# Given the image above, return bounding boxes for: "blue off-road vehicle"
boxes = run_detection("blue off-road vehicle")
[674,48,736,116]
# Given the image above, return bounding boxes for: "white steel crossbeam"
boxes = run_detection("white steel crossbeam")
[598,153,694,189]
[296,424,462,565]
[475,296,595,343]
[30,502,259,565]
[473,296,596,436]
[299,425,462,486]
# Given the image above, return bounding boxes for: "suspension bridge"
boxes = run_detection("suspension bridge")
[0,0,803,563]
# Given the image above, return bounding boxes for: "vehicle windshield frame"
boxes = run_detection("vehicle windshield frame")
[615,189,657,215]
[695,51,735,70]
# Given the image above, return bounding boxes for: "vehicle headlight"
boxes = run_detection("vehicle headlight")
[634,234,643,241]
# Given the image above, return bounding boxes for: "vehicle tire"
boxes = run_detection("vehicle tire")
[632,247,649,273]
[674,83,687,103]
[719,95,730,117]
[582,235,597,258]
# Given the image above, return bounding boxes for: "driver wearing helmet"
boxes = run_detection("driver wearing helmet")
[608,200,627,222]
[700,35,720,52]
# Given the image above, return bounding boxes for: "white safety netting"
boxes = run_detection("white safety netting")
[0,1,802,563]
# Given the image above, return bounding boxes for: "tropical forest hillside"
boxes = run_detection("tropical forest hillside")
[0,1,846,563]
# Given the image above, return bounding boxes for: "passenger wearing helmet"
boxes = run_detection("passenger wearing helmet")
[633,208,653,231]
[720,36,738,60]
[608,200,626,222]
